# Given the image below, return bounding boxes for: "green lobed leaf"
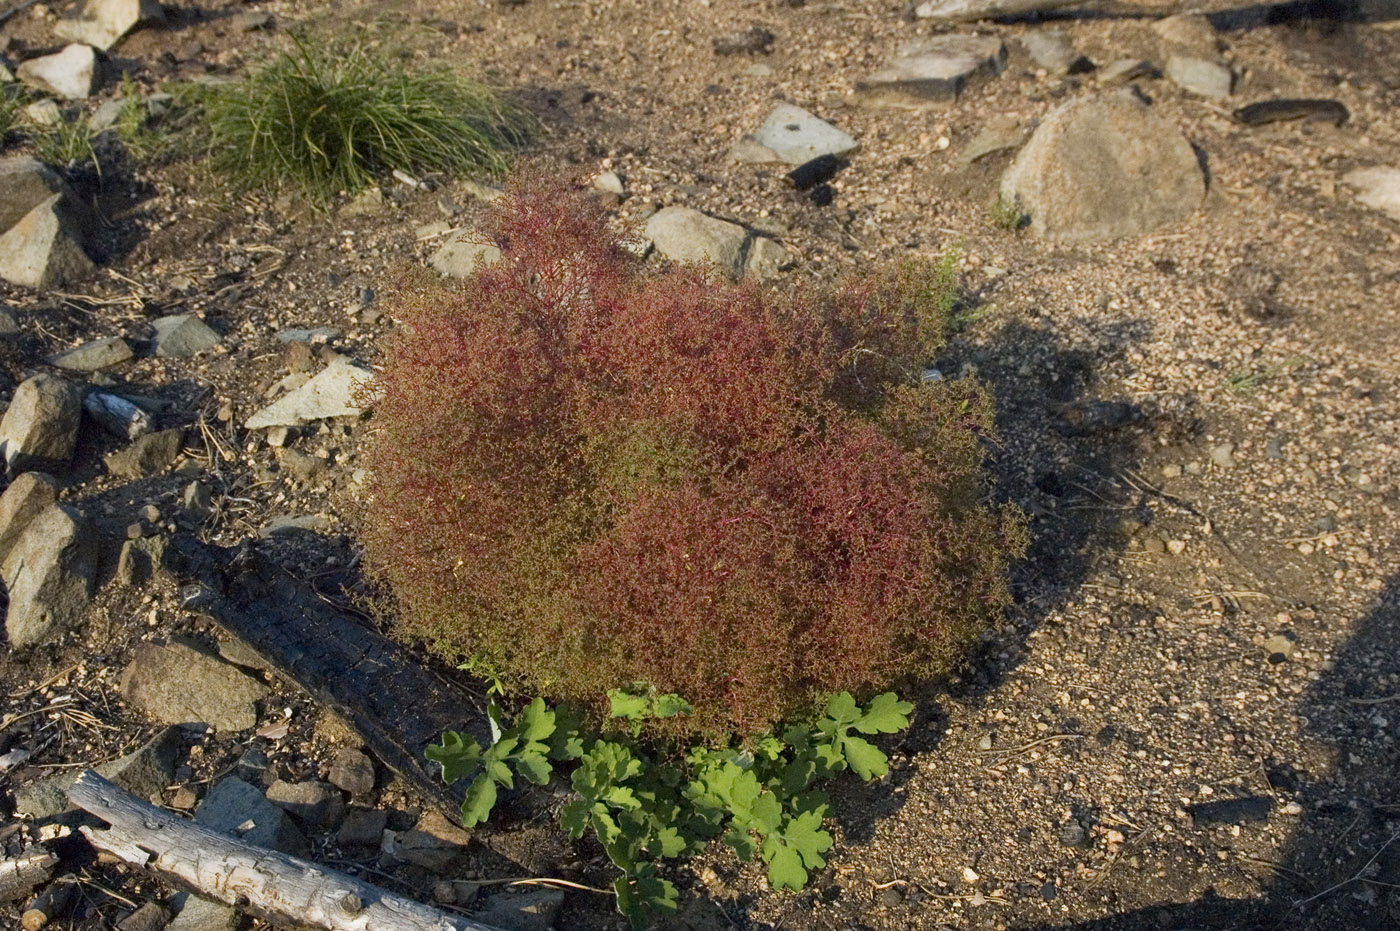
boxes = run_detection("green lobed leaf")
[724,825,757,861]
[762,837,809,890]
[854,692,914,735]
[425,731,482,785]
[653,693,693,718]
[608,689,650,721]
[460,773,499,827]
[514,696,557,743]
[840,735,889,781]
[559,798,592,838]
[824,692,861,727]
[514,751,552,786]
[749,792,783,836]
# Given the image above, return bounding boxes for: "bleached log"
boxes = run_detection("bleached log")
[68,771,506,931]
[912,0,1088,21]
[0,850,56,903]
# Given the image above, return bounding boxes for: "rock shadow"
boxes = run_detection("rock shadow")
[1012,573,1400,930]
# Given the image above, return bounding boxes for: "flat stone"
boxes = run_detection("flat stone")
[1165,55,1233,98]
[48,336,133,372]
[430,236,501,279]
[644,207,750,280]
[474,888,565,931]
[24,99,63,127]
[152,314,220,357]
[96,724,182,803]
[0,375,82,474]
[0,306,17,337]
[1152,13,1219,52]
[265,779,347,833]
[959,115,1027,165]
[245,357,371,429]
[1000,90,1205,241]
[340,186,385,217]
[196,777,308,854]
[120,636,270,732]
[0,193,95,289]
[1097,58,1157,86]
[258,513,332,537]
[182,480,211,520]
[856,35,1006,108]
[727,135,785,164]
[337,807,389,846]
[744,235,789,282]
[16,44,103,100]
[104,427,184,478]
[328,748,376,795]
[1344,166,1400,222]
[2,504,97,647]
[55,0,165,51]
[750,104,858,166]
[1021,30,1088,76]
[115,534,166,587]
[0,157,75,233]
[167,894,237,931]
[0,471,58,566]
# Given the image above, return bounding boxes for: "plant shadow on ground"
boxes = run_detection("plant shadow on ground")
[1014,573,1400,931]
[833,314,1157,846]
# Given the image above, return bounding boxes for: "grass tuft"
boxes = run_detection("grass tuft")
[202,35,534,204]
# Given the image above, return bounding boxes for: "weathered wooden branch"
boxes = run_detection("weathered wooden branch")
[912,0,1087,22]
[160,535,488,821]
[0,850,56,903]
[22,881,75,930]
[69,771,506,931]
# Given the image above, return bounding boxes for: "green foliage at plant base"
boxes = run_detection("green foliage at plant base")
[428,691,914,924]
[201,34,533,204]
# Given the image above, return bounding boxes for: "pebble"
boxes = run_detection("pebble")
[1210,443,1236,468]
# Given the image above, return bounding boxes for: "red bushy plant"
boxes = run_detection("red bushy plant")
[362,180,1024,739]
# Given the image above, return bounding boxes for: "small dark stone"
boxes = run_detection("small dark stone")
[1312,514,1338,533]
[1234,99,1348,127]
[1095,725,1117,746]
[1058,822,1090,848]
[1041,882,1058,901]
[787,153,843,191]
[713,26,775,56]
[809,184,834,207]
[879,886,903,906]
[1187,796,1271,826]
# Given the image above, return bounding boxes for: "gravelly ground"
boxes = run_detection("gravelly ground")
[2,0,1399,929]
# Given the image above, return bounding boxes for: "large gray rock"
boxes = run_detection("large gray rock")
[474,888,565,931]
[55,0,165,51]
[245,357,372,429]
[196,777,308,855]
[430,235,500,279]
[856,35,1006,108]
[16,726,180,817]
[1344,165,1400,222]
[0,157,75,233]
[0,471,58,566]
[1021,30,1088,76]
[1151,13,1219,53]
[265,779,346,833]
[167,894,238,931]
[104,427,184,478]
[1165,55,1232,98]
[1000,91,1206,242]
[152,314,220,357]
[0,374,83,474]
[2,504,97,647]
[120,637,270,732]
[0,194,95,289]
[16,44,103,100]
[48,336,133,373]
[750,104,858,166]
[328,748,376,796]
[115,534,166,587]
[645,207,750,280]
